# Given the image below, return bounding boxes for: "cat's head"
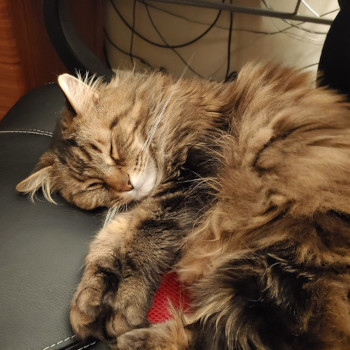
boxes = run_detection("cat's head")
[16,73,160,210]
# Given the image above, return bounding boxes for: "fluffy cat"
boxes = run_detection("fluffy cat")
[17,63,350,350]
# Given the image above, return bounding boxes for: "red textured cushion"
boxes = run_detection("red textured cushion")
[147,272,190,323]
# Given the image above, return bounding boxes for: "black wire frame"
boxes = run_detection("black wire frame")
[42,0,114,81]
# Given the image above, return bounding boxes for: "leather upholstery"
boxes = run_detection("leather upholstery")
[0,84,107,350]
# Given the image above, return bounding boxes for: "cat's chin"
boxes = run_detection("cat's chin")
[129,160,157,201]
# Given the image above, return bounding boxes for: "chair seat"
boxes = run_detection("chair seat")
[0,84,107,350]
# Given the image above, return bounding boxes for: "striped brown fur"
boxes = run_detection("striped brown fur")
[17,63,350,349]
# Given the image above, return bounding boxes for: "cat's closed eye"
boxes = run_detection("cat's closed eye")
[110,143,125,167]
[85,181,104,191]
[111,156,125,167]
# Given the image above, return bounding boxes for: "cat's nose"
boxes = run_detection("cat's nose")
[121,175,134,192]
[106,173,133,193]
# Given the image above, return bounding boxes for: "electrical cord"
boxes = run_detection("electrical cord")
[105,0,301,79]
[129,0,137,65]
[143,2,295,35]
[144,3,204,78]
[109,0,224,49]
[302,62,318,69]
[105,0,299,79]
[105,0,338,80]
[104,28,155,70]
[261,0,338,35]
[225,0,234,81]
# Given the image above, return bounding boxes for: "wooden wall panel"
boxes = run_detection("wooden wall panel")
[0,0,104,120]
[0,0,27,118]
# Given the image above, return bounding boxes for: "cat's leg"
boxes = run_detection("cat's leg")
[70,211,143,339]
[70,205,186,341]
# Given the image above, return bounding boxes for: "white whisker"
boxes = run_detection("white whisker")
[103,205,120,228]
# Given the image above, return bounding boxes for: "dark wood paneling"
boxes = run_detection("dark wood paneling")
[0,0,104,119]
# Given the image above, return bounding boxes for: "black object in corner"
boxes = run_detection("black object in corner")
[42,0,114,81]
[318,1,350,100]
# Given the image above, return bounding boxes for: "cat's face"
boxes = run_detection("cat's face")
[16,73,158,210]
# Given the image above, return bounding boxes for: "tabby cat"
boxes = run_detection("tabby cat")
[16,63,350,350]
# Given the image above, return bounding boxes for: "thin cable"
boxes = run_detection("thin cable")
[109,0,224,49]
[105,0,338,79]
[281,31,326,43]
[281,17,335,35]
[302,62,318,70]
[129,0,137,66]
[320,8,341,17]
[143,2,308,36]
[261,0,337,43]
[104,28,155,69]
[144,3,204,77]
[262,0,338,35]
[225,0,233,81]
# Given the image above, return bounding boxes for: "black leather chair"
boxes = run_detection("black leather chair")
[0,1,110,349]
[0,1,348,349]
[318,0,350,100]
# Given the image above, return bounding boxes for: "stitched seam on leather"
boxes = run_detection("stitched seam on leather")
[77,340,97,350]
[0,129,53,137]
[42,336,97,350]
[2,126,96,350]
[42,335,76,350]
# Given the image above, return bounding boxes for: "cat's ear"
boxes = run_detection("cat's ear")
[58,74,100,115]
[16,166,56,204]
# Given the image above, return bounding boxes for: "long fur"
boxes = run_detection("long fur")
[177,64,350,350]
[17,63,350,349]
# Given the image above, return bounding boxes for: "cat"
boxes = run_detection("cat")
[16,63,350,350]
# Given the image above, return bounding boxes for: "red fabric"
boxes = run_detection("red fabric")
[147,272,190,323]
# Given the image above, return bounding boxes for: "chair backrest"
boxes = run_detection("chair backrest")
[43,0,114,80]
[318,1,350,100]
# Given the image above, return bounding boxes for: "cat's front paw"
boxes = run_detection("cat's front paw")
[70,270,151,341]
[109,276,150,335]
[70,273,118,340]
